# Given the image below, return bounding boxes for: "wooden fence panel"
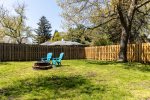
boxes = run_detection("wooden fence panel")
[0,43,86,61]
[83,43,150,63]
[1,43,150,63]
[0,44,2,61]
[0,43,3,61]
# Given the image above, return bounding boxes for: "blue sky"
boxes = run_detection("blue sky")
[0,0,63,34]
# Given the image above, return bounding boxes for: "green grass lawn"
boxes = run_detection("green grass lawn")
[0,60,150,100]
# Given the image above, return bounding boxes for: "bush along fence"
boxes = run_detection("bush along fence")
[0,43,85,61]
[0,43,150,63]
[85,43,150,63]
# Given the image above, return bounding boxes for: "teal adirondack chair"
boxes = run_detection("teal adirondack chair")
[41,53,52,62]
[52,53,64,65]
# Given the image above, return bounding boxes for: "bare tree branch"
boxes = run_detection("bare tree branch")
[87,17,117,30]
[136,0,150,9]
[0,3,32,44]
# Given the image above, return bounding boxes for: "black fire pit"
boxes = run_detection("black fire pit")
[33,61,52,70]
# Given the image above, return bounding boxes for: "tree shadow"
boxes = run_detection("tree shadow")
[122,63,150,72]
[56,64,70,67]
[0,75,107,99]
[85,60,121,65]
[85,60,150,72]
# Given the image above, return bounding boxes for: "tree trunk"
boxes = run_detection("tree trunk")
[118,27,129,62]
[117,0,136,62]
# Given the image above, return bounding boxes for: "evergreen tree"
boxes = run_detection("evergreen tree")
[35,16,52,44]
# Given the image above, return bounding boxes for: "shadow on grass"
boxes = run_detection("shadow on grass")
[85,60,121,65]
[0,75,108,99]
[54,65,70,67]
[85,60,150,72]
[0,62,11,65]
[122,63,150,72]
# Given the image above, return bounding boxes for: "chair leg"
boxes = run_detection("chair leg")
[57,62,60,65]
[52,60,56,65]
[56,62,59,65]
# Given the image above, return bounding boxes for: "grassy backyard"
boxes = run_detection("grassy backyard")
[0,60,150,100]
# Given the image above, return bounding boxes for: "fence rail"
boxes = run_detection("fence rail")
[0,43,150,63]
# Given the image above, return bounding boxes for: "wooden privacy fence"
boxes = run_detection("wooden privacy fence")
[84,43,150,63]
[0,43,85,61]
[0,43,150,62]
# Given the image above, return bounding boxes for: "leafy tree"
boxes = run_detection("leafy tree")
[112,0,150,62]
[89,30,113,46]
[65,24,92,45]
[64,24,113,46]
[0,4,32,44]
[52,30,62,41]
[92,35,112,46]
[57,0,150,62]
[35,16,52,44]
